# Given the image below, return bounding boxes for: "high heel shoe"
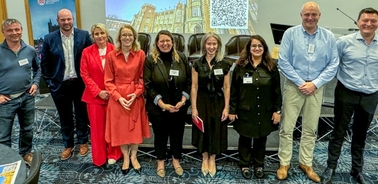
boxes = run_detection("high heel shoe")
[202,168,209,176]
[121,157,130,175]
[121,168,130,175]
[131,157,142,174]
[201,161,208,176]
[208,160,216,178]
[134,167,142,174]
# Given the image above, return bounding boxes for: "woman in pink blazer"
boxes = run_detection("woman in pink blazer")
[80,23,122,166]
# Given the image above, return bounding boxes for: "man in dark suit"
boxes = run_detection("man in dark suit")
[41,8,92,160]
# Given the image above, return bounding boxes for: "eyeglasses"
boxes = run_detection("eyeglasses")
[251,44,263,49]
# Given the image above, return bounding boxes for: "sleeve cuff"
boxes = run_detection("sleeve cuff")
[312,79,321,89]
[153,94,162,105]
[182,92,190,100]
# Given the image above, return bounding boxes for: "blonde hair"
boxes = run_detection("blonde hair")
[90,23,109,40]
[200,32,223,62]
[150,30,179,63]
[115,24,140,52]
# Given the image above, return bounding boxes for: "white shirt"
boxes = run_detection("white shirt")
[61,30,77,80]
[99,47,107,69]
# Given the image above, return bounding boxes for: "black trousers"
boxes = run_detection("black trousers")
[149,112,186,160]
[238,135,267,168]
[50,79,89,148]
[327,82,378,173]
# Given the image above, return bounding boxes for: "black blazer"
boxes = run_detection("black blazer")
[144,52,191,116]
[40,28,92,92]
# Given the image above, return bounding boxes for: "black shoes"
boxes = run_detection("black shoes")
[241,167,264,179]
[121,168,130,175]
[351,171,366,184]
[321,167,335,184]
[254,167,264,178]
[241,168,252,179]
[134,167,142,174]
[131,158,142,174]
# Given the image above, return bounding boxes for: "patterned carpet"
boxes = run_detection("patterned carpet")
[9,95,378,184]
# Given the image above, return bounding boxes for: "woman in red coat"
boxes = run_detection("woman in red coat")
[80,23,122,167]
[104,24,151,175]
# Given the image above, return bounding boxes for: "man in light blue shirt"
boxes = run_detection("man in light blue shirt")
[321,7,378,184]
[276,2,339,183]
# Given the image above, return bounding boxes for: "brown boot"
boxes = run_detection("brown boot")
[299,163,321,182]
[276,165,290,180]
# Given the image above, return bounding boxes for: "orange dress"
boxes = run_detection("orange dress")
[104,49,150,146]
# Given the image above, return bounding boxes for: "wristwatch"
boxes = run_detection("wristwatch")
[276,110,281,115]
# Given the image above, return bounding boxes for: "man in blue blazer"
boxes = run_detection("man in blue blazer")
[41,8,92,160]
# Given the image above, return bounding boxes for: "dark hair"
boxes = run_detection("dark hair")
[236,35,276,71]
[358,7,378,20]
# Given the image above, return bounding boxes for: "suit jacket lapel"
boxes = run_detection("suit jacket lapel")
[156,58,170,87]
[90,45,103,72]
[54,31,64,62]
[73,28,78,60]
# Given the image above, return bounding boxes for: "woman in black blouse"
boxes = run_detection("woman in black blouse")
[191,32,231,178]
[144,30,191,178]
[229,35,282,179]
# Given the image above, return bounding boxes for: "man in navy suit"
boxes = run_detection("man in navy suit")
[41,9,92,160]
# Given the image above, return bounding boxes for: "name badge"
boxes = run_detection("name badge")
[243,76,253,84]
[308,44,315,53]
[18,58,29,66]
[214,69,223,75]
[169,69,179,76]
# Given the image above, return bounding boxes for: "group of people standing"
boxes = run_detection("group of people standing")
[276,2,378,184]
[1,1,377,183]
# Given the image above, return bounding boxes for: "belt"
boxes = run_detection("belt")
[305,80,312,82]
[65,78,77,81]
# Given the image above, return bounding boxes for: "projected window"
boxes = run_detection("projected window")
[192,6,201,17]
[105,0,258,34]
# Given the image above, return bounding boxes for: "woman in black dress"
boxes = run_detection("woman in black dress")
[229,35,282,179]
[191,32,231,177]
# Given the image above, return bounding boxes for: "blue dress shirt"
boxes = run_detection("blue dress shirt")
[336,32,378,94]
[278,25,339,88]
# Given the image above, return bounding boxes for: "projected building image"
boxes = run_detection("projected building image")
[105,0,258,34]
